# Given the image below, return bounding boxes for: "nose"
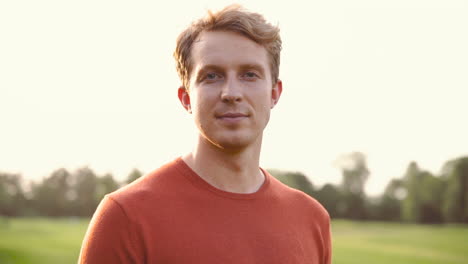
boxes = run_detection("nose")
[220,76,242,103]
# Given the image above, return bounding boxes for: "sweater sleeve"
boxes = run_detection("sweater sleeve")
[78,195,143,264]
[322,216,332,264]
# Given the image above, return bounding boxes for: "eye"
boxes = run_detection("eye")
[243,71,260,80]
[206,72,218,79]
[202,72,222,83]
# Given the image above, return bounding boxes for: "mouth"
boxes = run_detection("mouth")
[217,113,249,118]
[216,112,249,123]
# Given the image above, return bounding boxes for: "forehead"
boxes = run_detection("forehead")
[190,31,269,69]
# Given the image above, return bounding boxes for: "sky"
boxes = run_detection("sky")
[1,0,467,195]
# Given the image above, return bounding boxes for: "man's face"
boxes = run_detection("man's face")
[178,30,282,151]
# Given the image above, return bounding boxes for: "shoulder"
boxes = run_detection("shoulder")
[106,158,185,215]
[268,174,330,224]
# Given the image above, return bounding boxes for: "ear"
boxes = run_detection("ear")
[270,80,283,109]
[178,86,192,113]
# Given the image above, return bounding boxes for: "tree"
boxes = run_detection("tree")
[314,183,341,218]
[419,172,445,223]
[268,170,315,197]
[442,157,468,223]
[31,168,72,217]
[335,152,370,219]
[0,172,26,216]
[401,162,421,222]
[401,162,445,223]
[126,168,143,185]
[96,173,120,201]
[376,179,405,221]
[72,167,99,217]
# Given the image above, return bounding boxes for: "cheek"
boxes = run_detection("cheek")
[191,95,212,124]
[252,90,273,110]
[261,108,272,124]
[189,91,203,112]
[255,93,273,123]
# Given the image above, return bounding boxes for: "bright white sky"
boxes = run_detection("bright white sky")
[1,0,467,195]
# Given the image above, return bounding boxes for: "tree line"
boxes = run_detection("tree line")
[0,168,142,217]
[271,153,468,224]
[1,153,467,224]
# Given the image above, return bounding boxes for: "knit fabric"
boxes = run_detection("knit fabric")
[79,157,331,264]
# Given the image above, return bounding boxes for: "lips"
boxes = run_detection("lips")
[217,112,249,118]
[215,112,249,125]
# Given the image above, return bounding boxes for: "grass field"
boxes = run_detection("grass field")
[0,218,88,264]
[331,220,468,264]
[0,218,467,264]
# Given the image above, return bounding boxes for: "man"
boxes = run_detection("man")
[79,4,331,264]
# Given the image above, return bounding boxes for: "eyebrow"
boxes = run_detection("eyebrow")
[239,64,266,77]
[195,63,266,80]
[195,65,224,82]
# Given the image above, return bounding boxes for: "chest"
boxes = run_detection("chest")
[139,201,324,264]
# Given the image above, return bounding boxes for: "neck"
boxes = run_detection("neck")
[182,135,264,194]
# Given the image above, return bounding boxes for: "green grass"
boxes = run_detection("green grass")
[332,220,468,264]
[0,218,467,264]
[0,217,89,264]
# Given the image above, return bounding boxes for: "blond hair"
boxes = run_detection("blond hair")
[174,4,282,89]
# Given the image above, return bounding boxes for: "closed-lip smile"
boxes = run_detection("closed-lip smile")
[217,112,249,118]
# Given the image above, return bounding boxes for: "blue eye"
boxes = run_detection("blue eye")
[206,73,218,79]
[243,71,259,80]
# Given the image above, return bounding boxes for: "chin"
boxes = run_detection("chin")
[209,132,260,151]
[218,140,249,151]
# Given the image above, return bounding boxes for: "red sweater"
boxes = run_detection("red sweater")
[79,158,332,264]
